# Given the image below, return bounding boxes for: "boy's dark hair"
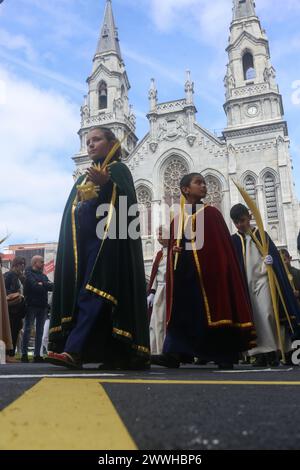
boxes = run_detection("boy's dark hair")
[180,173,204,197]
[230,204,250,223]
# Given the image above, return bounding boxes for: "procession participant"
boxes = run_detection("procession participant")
[231,204,300,367]
[280,249,300,306]
[152,173,256,369]
[47,127,150,370]
[147,226,168,354]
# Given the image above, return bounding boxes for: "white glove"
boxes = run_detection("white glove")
[264,255,273,266]
[147,293,155,308]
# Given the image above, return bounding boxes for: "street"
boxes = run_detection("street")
[1,363,300,450]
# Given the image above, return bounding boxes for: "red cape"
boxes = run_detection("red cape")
[147,249,164,320]
[147,249,163,295]
[166,205,255,338]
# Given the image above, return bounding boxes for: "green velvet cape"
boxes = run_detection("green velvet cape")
[48,162,150,359]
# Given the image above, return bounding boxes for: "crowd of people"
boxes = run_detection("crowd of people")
[1,126,300,370]
[0,255,53,363]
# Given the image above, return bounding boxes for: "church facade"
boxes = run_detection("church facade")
[73,0,300,274]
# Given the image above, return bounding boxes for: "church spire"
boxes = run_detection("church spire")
[95,0,122,59]
[224,0,284,132]
[233,0,257,20]
[73,0,138,170]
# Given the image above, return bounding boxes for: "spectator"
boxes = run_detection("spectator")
[4,257,26,359]
[22,256,53,363]
[0,255,13,362]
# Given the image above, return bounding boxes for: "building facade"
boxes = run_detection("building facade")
[73,0,300,274]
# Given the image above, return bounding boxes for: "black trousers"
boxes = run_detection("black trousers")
[8,307,24,356]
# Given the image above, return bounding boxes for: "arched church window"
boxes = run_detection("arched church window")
[203,175,223,212]
[98,81,108,110]
[136,186,152,236]
[244,175,256,202]
[163,158,189,206]
[264,172,278,220]
[243,52,256,80]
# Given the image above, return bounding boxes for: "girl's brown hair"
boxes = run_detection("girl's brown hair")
[89,126,122,160]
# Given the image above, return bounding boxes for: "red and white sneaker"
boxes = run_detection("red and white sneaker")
[46,351,82,370]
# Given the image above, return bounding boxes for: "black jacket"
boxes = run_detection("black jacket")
[24,267,53,308]
[4,271,22,295]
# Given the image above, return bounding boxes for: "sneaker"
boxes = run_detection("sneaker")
[252,354,268,367]
[33,356,44,363]
[266,351,279,367]
[45,352,82,370]
[21,354,29,363]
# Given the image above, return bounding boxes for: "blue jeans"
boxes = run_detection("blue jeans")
[22,307,47,357]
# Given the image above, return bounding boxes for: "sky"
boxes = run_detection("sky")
[0,0,299,246]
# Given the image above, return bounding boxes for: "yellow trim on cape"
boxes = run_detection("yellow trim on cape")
[84,183,118,306]
[132,345,151,355]
[113,328,150,355]
[71,175,88,283]
[50,316,73,334]
[86,284,118,306]
[184,203,206,219]
[113,327,132,339]
[280,250,297,291]
[71,200,79,283]
[191,239,253,329]
[174,195,186,270]
[49,326,62,334]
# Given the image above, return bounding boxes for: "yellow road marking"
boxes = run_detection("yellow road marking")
[1,377,300,450]
[0,378,137,450]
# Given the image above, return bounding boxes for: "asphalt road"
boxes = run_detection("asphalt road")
[1,362,300,450]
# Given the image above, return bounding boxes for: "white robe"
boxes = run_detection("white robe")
[245,234,290,355]
[150,248,167,355]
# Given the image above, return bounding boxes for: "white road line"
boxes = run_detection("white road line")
[0,373,125,379]
[214,368,294,373]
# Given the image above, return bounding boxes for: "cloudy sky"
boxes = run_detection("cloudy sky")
[0,0,299,245]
